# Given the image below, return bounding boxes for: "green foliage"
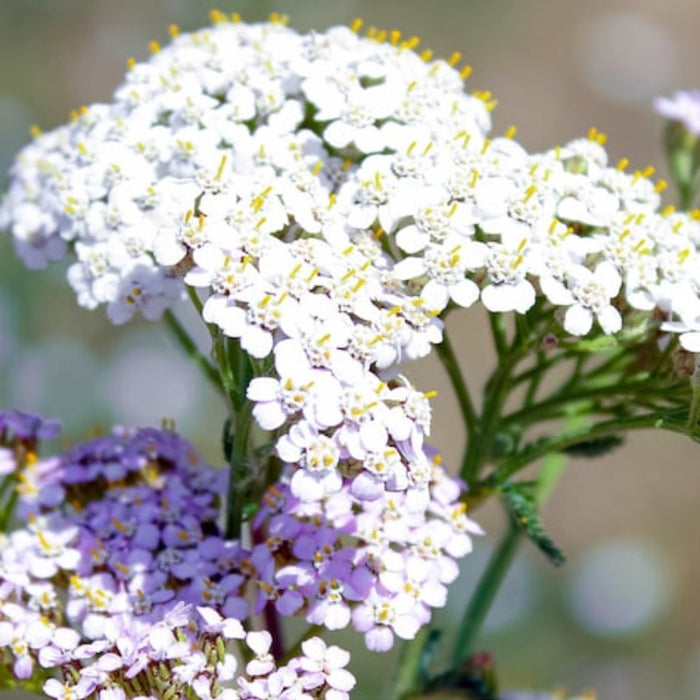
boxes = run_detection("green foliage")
[562,434,624,458]
[501,482,566,566]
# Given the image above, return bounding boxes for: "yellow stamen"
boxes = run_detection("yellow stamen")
[350,17,364,33]
[148,40,161,54]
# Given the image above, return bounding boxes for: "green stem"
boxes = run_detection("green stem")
[451,513,521,666]
[493,411,693,483]
[461,329,527,482]
[225,403,253,539]
[503,378,686,428]
[488,312,508,360]
[689,377,700,430]
[394,626,432,699]
[435,331,477,442]
[163,310,222,394]
[0,481,17,531]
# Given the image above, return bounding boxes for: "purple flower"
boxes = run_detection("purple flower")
[654,90,700,134]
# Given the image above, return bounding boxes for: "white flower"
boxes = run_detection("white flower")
[563,261,622,336]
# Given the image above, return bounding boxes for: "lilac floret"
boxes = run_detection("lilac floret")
[654,90,700,134]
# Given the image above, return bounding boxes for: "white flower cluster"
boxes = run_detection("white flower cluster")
[2,17,699,350]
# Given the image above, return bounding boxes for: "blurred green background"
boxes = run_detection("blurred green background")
[2,1,700,698]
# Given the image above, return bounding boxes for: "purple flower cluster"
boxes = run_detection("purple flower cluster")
[250,456,483,651]
[0,422,356,698]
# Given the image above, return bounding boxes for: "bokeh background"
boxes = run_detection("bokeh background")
[1,1,700,698]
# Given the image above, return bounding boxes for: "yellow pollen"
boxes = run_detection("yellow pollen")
[448,51,462,67]
[115,561,129,575]
[231,12,241,22]
[148,40,161,54]
[420,49,434,62]
[423,141,434,155]
[679,248,690,264]
[423,390,438,398]
[126,57,136,70]
[111,518,131,534]
[390,29,401,45]
[317,333,331,345]
[654,179,668,192]
[642,165,655,178]
[215,154,228,180]
[554,145,561,159]
[197,213,206,230]
[481,139,491,154]
[36,529,52,552]
[255,217,267,230]
[376,29,388,43]
[402,36,421,50]
[523,185,537,202]
[672,221,683,233]
[460,65,473,80]
[616,157,629,171]
[503,124,518,140]
[587,126,607,145]
[209,9,224,23]
[661,204,675,217]
[351,17,364,33]
[29,124,42,138]
[168,24,180,37]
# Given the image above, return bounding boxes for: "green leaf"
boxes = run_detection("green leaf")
[563,434,624,458]
[501,483,566,566]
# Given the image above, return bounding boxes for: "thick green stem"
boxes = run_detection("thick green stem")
[225,402,253,539]
[452,514,521,667]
